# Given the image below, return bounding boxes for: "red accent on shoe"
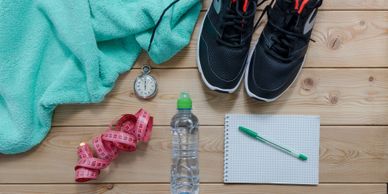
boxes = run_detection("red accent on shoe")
[294,0,300,10]
[243,0,249,12]
[297,0,310,14]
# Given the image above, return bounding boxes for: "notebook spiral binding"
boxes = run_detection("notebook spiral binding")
[224,115,230,182]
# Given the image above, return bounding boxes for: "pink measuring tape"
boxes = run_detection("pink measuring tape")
[75,108,153,182]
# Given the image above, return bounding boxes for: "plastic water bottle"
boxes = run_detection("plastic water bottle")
[170,92,199,194]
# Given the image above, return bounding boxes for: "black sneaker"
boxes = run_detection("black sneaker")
[245,0,322,101]
[197,0,259,93]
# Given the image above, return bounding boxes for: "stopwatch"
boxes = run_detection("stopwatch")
[134,65,158,99]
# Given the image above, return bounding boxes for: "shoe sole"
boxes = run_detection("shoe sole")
[196,8,246,94]
[244,39,307,102]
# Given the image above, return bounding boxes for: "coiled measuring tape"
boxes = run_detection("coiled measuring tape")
[75,108,153,182]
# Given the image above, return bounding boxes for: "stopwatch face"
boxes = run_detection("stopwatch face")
[134,74,158,99]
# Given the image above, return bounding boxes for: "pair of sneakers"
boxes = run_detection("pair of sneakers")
[197,0,322,102]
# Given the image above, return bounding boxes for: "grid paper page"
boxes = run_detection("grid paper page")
[224,114,320,185]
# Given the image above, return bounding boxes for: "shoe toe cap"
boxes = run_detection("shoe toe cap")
[198,36,249,91]
[246,47,303,101]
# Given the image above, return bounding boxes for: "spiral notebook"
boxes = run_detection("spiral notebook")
[224,114,320,185]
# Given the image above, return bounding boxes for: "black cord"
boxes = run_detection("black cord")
[147,0,181,52]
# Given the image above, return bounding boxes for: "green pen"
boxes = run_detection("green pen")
[239,126,308,161]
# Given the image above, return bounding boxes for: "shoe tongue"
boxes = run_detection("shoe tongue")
[269,0,295,29]
[271,0,318,33]
[276,0,294,10]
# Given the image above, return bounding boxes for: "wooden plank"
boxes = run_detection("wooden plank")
[200,0,388,11]
[134,11,388,69]
[0,184,385,194]
[0,126,386,183]
[53,68,388,126]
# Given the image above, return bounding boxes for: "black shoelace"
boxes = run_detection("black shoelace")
[217,0,272,48]
[147,0,181,52]
[266,5,312,62]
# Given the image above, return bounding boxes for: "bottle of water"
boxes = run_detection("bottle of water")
[170,92,199,194]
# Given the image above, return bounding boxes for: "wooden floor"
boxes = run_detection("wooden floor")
[1,0,387,193]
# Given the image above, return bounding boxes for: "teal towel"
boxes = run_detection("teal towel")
[0,0,201,154]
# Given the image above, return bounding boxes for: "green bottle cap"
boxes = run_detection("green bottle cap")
[177,92,192,109]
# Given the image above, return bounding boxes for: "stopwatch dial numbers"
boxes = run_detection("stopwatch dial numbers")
[135,76,156,98]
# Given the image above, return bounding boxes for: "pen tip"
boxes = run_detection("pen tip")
[298,154,308,161]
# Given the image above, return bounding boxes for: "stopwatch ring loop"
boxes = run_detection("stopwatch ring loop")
[142,65,151,75]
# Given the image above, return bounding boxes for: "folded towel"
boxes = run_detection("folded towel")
[0,0,201,154]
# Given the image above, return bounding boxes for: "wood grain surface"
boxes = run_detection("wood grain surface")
[54,68,388,126]
[200,0,388,10]
[0,0,387,193]
[134,11,388,69]
[0,126,386,183]
[0,184,386,194]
